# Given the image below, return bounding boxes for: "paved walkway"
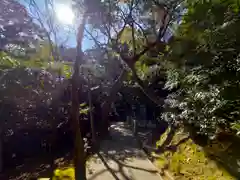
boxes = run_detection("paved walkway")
[86,122,161,180]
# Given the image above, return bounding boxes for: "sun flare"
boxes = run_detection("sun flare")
[55,4,75,25]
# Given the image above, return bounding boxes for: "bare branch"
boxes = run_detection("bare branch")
[132,2,175,62]
[26,0,56,61]
[102,69,128,110]
[129,0,136,55]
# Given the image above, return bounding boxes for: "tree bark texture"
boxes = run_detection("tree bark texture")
[71,12,87,180]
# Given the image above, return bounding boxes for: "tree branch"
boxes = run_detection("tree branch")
[102,69,129,111]
[130,66,163,106]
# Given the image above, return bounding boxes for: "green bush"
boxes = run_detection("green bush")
[162,0,240,137]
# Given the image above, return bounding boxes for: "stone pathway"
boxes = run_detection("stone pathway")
[87,122,162,180]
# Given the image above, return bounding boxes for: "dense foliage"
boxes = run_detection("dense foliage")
[0,0,45,53]
[2,0,240,179]
[161,0,240,137]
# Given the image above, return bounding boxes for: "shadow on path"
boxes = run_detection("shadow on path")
[87,122,160,180]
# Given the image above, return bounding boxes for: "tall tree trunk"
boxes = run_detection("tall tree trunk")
[71,12,87,180]
[0,128,2,173]
[88,86,96,142]
[0,105,4,173]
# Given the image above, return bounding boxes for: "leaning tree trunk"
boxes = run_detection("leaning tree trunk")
[71,12,87,180]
